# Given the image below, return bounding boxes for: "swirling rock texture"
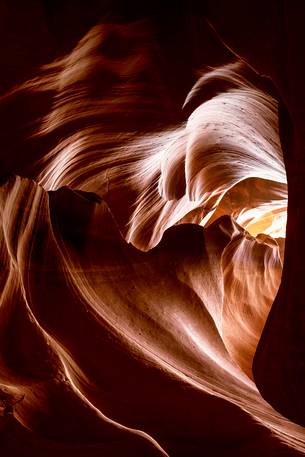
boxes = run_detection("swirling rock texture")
[0,1,304,456]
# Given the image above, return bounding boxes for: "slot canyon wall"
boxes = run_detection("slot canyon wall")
[0,1,305,456]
